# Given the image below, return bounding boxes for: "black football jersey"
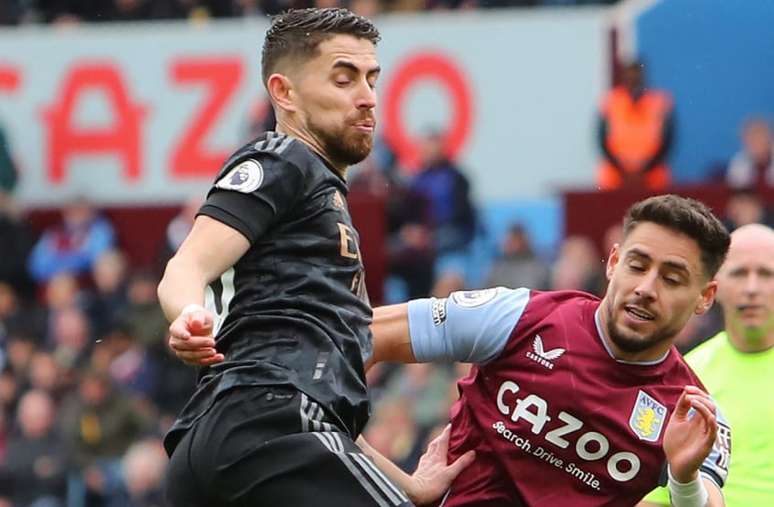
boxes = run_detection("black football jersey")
[164,132,373,454]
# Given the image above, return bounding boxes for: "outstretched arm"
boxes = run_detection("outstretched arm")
[366,303,417,371]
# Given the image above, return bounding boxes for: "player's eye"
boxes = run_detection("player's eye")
[628,263,645,272]
[663,276,681,286]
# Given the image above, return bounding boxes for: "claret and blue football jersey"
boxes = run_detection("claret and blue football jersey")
[408,287,730,506]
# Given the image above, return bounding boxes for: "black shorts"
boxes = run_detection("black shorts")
[166,385,414,507]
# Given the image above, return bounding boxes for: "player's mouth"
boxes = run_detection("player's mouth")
[623,305,655,322]
[737,304,765,316]
[353,120,375,133]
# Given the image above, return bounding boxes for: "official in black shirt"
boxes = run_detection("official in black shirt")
[159,8,464,507]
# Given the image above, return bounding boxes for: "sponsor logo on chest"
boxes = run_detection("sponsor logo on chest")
[525,335,565,370]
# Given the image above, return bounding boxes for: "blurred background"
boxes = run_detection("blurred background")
[1,1,773,505]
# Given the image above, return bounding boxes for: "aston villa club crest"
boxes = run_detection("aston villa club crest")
[629,390,667,442]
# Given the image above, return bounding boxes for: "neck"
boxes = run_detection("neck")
[276,120,347,178]
[726,320,774,353]
[597,299,672,363]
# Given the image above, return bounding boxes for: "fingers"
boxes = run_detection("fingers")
[169,318,192,340]
[673,386,711,420]
[447,450,476,477]
[435,425,451,455]
[187,311,214,335]
[687,395,717,440]
[672,389,691,419]
[170,335,216,352]
[177,348,225,366]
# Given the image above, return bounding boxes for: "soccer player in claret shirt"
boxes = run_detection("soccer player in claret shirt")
[158,8,468,507]
[365,195,732,506]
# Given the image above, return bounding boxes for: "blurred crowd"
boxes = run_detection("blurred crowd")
[0,0,618,26]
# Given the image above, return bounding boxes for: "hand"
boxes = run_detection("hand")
[409,425,475,505]
[663,386,717,483]
[168,306,224,366]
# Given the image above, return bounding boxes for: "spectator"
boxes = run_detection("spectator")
[119,439,167,507]
[0,390,67,507]
[722,187,774,231]
[0,125,16,195]
[0,283,45,351]
[726,117,774,190]
[484,224,550,290]
[120,271,168,350]
[28,351,67,400]
[49,306,91,372]
[411,130,477,257]
[157,197,202,269]
[28,198,116,284]
[59,370,153,507]
[86,250,129,339]
[352,138,436,299]
[0,195,35,297]
[100,323,159,399]
[550,235,605,295]
[596,60,674,191]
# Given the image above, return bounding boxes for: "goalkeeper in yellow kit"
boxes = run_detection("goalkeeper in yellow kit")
[640,223,774,506]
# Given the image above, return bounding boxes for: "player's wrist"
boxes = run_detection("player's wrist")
[667,465,708,507]
[180,303,206,317]
[667,462,698,484]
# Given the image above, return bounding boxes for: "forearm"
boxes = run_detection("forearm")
[667,472,724,507]
[157,255,209,322]
[703,478,724,507]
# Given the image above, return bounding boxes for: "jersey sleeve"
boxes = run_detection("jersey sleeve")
[700,405,731,489]
[407,287,530,364]
[198,156,305,244]
[640,403,731,505]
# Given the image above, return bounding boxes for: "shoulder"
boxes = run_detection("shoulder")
[212,134,311,192]
[522,289,600,316]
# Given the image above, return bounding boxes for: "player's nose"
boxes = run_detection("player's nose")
[743,272,761,295]
[633,271,658,301]
[354,80,376,110]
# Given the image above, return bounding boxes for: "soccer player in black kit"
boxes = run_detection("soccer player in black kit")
[158,8,471,507]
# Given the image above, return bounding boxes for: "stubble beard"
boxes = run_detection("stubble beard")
[310,119,373,168]
[604,303,678,355]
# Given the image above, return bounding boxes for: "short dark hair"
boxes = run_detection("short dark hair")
[622,194,730,279]
[261,8,380,85]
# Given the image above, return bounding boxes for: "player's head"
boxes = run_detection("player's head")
[603,195,730,357]
[262,8,381,168]
[716,223,774,348]
[740,117,772,161]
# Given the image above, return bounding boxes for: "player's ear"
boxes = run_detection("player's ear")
[267,73,297,113]
[695,280,717,315]
[605,243,620,281]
